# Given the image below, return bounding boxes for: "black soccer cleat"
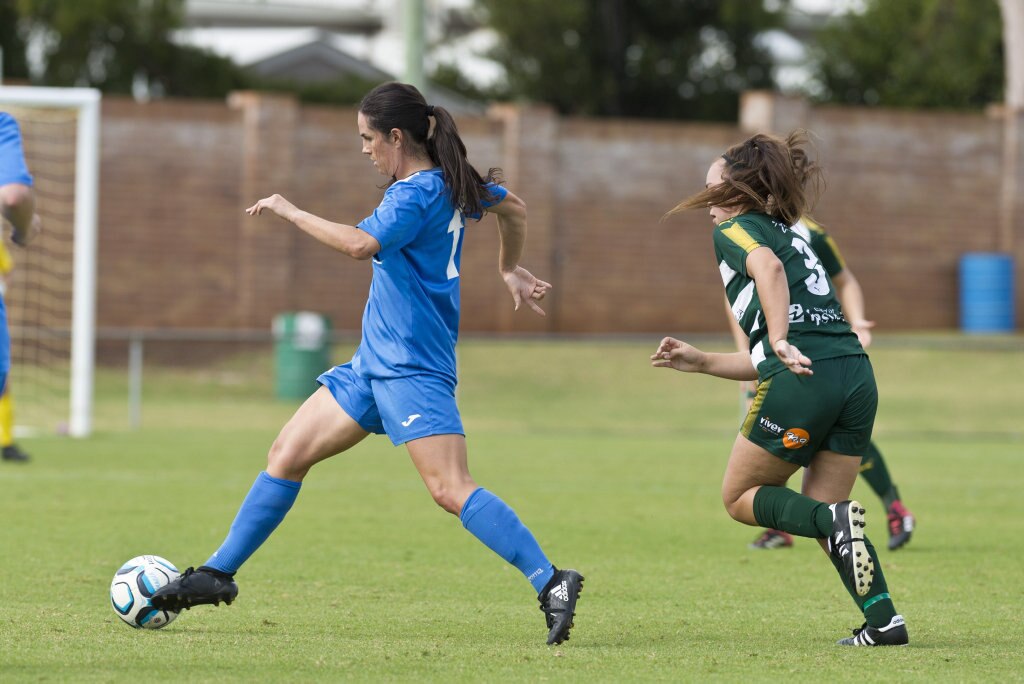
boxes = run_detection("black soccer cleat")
[150,566,238,611]
[828,500,874,597]
[837,615,909,646]
[538,568,584,645]
[1,444,30,462]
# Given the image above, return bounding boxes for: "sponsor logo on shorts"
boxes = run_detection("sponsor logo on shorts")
[783,427,810,449]
[759,416,784,435]
[401,414,422,427]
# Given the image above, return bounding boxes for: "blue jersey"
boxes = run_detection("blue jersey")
[0,113,34,187]
[353,169,507,382]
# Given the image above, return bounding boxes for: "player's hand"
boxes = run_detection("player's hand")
[651,337,706,373]
[246,194,299,222]
[501,266,551,316]
[771,339,813,376]
[11,213,41,247]
[850,319,875,349]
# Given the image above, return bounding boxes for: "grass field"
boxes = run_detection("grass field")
[1,336,1022,682]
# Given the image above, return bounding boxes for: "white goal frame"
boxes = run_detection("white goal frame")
[0,86,100,437]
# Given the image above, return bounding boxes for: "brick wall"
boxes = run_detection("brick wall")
[76,93,1024,335]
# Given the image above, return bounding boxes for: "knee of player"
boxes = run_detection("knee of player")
[721,492,745,521]
[0,184,33,212]
[266,437,305,479]
[426,484,462,515]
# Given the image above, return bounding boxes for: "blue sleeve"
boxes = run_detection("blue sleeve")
[357,181,427,251]
[0,114,34,187]
[465,182,508,220]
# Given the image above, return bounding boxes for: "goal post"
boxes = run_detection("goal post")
[0,85,100,438]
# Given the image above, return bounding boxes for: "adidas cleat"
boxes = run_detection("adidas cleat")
[748,529,794,550]
[150,566,238,611]
[887,500,916,551]
[837,615,909,646]
[538,568,584,645]
[828,500,874,597]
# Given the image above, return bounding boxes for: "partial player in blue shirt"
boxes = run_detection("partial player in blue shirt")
[0,113,42,463]
[151,83,583,646]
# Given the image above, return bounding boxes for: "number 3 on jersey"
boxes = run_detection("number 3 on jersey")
[446,209,464,279]
[791,236,830,296]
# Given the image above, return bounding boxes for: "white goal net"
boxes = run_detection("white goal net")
[0,86,99,438]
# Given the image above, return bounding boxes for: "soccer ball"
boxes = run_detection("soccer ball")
[109,555,180,629]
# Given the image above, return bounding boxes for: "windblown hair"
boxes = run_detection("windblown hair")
[665,130,824,226]
[359,82,502,219]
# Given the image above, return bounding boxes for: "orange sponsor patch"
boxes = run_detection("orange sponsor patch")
[783,428,810,449]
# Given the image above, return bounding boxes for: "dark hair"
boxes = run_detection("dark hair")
[665,130,824,226]
[359,82,502,219]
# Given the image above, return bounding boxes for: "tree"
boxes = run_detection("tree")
[461,0,786,121]
[813,0,1004,109]
[12,0,248,98]
[1,0,30,81]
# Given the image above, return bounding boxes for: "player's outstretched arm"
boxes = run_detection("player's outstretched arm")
[831,269,875,348]
[246,193,380,260]
[651,337,758,380]
[487,190,551,316]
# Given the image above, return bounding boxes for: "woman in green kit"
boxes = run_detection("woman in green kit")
[729,216,916,553]
[652,131,908,647]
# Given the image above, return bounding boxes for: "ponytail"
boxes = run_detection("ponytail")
[426,106,501,219]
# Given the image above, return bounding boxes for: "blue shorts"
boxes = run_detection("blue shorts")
[0,114,34,187]
[317,363,464,446]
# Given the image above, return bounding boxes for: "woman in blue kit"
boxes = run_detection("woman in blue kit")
[0,112,42,463]
[152,83,583,645]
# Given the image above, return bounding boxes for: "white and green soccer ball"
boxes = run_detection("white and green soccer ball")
[109,555,180,629]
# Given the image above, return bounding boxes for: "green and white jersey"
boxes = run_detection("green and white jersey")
[791,216,845,278]
[713,212,863,380]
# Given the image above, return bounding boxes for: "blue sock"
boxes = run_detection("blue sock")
[459,487,554,593]
[204,471,301,574]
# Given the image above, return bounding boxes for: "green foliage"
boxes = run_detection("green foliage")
[0,338,1022,679]
[12,0,248,97]
[468,0,785,121]
[1,0,30,81]
[813,0,1004,109]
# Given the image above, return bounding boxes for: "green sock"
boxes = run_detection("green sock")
[752,486,833,538]
[858,441,900,507]
[827,535,898,628]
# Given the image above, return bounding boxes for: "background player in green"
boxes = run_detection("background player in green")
[731,216,917,551]
[653,131,908,646]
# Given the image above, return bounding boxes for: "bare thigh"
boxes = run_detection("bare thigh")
[266,385,370,481]
[405,434,479,515]
[801,449,861,551]
[721,434,801,525]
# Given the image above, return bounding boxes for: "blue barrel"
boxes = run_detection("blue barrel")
[959,253,1015,333]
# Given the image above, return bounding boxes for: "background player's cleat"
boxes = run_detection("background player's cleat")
[837,615,909,646]
[1,444,30,462]
[828,500,874,596]
[748,529,794,550]
[886,500,916,550]
[150,566,238,611]
[538,568,584,645]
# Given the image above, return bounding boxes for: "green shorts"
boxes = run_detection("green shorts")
[740,354,877,467]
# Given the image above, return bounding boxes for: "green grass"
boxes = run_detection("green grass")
[1,337,1022,681]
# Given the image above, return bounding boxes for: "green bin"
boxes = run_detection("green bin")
[273,311,331,399]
